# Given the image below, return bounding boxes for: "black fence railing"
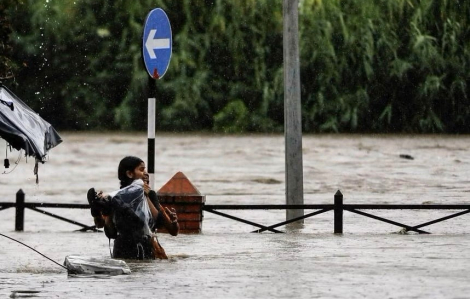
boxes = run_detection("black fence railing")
[1,189,469,234]
[1,189,96,232]
[203,190,470,234]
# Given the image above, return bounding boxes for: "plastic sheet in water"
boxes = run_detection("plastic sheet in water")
[64,255,131,275]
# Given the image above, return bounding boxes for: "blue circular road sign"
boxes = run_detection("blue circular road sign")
[142,8,172,79]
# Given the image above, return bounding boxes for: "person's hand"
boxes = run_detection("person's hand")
[165,207,178,223]
[93,216,105,228]
[143,173,150,185]
[143,182,150,195]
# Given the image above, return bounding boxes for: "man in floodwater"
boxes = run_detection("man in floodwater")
[87,156,179,259]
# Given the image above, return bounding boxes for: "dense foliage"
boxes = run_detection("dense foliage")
[3,0,470,133]
[0,0,19,80]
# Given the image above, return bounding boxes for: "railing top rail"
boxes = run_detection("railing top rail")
[0,203,15,208]
[3,202,470,210]
[0,202,90,209]
[203,204,470,210]
[26,203,90,209]
[344,204,470,210]
[204,204,332,210]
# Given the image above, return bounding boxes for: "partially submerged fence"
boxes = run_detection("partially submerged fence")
[1,189,469,234]
[203,190,470,234]
[1,189,94,232]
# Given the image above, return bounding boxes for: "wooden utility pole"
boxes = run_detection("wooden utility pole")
[283,0,304,223]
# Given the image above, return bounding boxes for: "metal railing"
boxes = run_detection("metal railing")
[1,189,96,232]
[2,189,469,234]
[203,190,470,234]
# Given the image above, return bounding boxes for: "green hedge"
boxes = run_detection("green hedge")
[4,0,470,133]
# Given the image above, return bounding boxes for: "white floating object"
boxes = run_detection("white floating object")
[64,255,131,275]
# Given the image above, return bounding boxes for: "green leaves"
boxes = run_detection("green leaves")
[300,0,470,133]
[4,0,470,133]
[213,100,249,133]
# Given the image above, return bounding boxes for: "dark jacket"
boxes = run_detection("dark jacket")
[104,183,163,259]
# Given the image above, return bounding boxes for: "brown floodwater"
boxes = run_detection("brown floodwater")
[1,133,469,298]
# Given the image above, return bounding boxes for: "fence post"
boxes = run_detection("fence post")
[334,190,343,234]
[15,189,25,231]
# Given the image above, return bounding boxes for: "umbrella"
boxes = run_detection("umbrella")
[0,82,62,177]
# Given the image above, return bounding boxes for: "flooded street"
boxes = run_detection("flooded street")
[1,133,470,298]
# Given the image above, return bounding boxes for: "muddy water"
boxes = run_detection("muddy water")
[1,133,470,298]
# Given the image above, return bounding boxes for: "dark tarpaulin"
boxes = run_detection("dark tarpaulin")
[0,83,62,163]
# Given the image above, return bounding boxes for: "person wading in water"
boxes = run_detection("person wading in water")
[87,156,179,259]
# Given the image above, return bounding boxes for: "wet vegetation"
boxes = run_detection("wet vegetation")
[2,0,470,133]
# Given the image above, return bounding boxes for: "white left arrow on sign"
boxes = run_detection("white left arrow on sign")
[145,29,170,59]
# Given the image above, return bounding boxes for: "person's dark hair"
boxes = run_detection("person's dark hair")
[118,156,144,188]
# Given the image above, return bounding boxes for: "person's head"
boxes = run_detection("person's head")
[117,156,147,188]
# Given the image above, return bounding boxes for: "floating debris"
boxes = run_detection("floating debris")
[64,255,131,275]
[399,154,414,160]
[10,290,41,298]
[252,178,282,184]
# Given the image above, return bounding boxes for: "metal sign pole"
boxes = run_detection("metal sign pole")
[283,0,304,223]
[148,97,156,190]
[142,8,172,191]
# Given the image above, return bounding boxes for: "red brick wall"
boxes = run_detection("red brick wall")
[157,195,205,234]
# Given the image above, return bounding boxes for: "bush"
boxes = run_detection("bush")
[213,100,249,133]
